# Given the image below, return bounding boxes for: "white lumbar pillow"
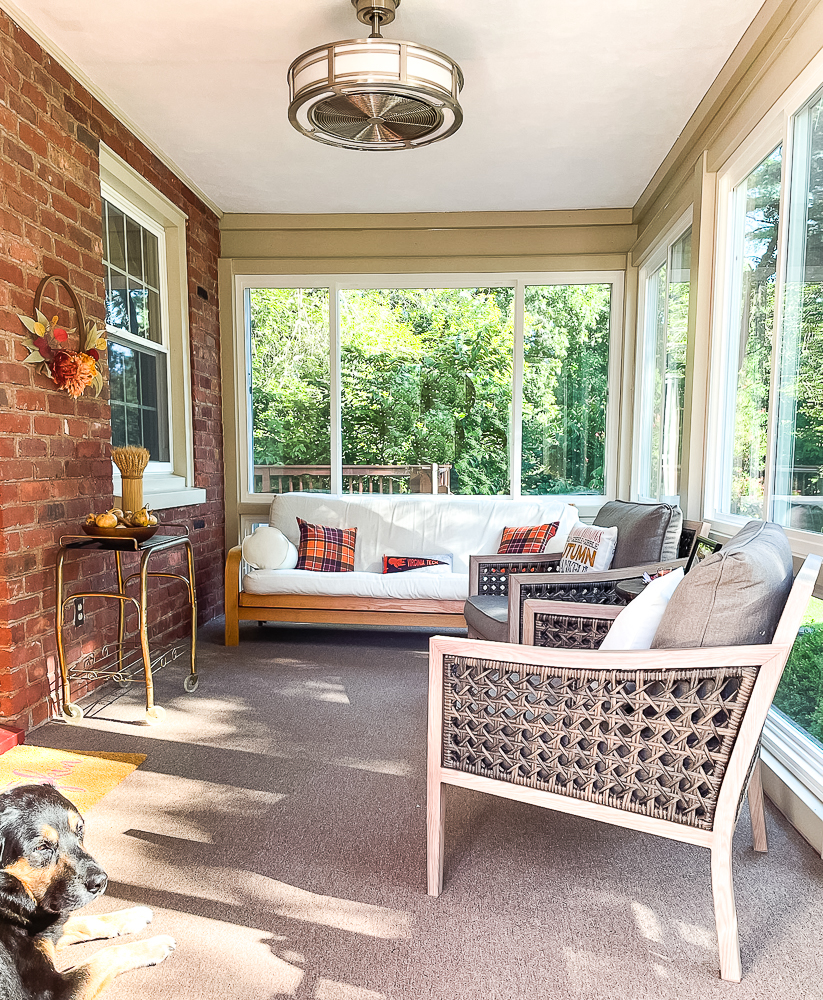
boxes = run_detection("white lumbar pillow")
[242,526,299,570]
[558,521,618,572]
[599,567,685,650]
[543,504,579,554]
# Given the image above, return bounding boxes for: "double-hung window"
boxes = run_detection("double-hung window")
[99,145,204,508]
[634,221,692,503]
[102,194,170,464]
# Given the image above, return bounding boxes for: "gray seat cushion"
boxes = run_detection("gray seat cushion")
[594,500,682,569]
[464,595,509,643]
[651,520,793,649]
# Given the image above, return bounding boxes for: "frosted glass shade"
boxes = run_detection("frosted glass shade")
[287,36,463,150]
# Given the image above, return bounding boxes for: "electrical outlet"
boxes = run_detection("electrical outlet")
[73,598,84,627]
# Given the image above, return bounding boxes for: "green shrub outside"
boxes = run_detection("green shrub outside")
[773,597,823,744]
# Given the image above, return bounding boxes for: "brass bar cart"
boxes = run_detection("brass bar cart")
[55,528,198,725]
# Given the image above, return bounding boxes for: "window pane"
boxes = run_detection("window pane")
[663,228,691,496]
[106,203,126,271]
[340,288,513,496]
[107,340,169,462]
[105,269,129,333]
[249,288,331,494]
[639,263,667,499]
[143,230,160,290]
[126,215,143,279]
[521,284,611,495]
[773,91,823,535]
[723,146,782,518]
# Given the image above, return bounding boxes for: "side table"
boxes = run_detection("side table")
[615,577,647,602]
[55,529,199,725]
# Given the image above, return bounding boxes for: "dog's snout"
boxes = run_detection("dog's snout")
[85,869,107,895]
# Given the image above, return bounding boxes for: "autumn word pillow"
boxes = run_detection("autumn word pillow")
[497,522,559,554]
[558,522,618,573]
[382,554,453,574]
[296,517,357,572]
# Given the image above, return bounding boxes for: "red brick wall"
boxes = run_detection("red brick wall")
[0,12,224,730]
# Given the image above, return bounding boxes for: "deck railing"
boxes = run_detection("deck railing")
[254,463,451,495]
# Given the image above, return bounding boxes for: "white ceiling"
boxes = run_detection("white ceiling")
[6,0,765,215]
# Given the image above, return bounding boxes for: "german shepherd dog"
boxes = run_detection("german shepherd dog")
[0,784,175,999]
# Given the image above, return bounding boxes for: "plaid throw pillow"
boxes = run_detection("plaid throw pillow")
[497,522,559,554]
[296,517,357,572]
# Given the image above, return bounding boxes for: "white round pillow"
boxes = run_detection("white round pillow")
[242,526,298,570]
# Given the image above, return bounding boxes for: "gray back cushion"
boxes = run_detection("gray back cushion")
[593,500,682,569]
[651,520,793,649]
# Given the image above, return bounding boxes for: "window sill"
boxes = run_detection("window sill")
[761,709,823,856]
[114,474,207,511]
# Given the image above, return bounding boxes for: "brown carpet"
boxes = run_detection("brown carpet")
[29,619,823,999]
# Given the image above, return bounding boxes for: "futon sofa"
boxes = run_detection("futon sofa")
[224,493,578,644]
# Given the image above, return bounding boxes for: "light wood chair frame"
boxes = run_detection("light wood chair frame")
[428,553,821,982]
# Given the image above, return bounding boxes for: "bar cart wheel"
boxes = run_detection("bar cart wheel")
[144,705,166,725]
[62,703,84,721]
[183,674,199,693]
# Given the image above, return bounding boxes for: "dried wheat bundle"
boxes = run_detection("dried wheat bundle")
[112,446,150,512]
[111,446,150,477]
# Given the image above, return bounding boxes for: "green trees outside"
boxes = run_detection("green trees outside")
[774,598,823,744]
[522,284,611,494]
[729,146,782,517]
[249,284,611,496]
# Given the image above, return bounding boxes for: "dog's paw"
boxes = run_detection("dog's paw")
[134,934,177,966]
[139,935,176,967]
[113,906,153,937]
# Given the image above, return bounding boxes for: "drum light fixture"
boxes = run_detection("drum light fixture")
[287,0,464,151]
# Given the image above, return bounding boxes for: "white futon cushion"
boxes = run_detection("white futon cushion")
[599,568,684,650]
[269,493,576,574]
[242,569,470,601]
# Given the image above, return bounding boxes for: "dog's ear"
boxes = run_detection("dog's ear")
[0,872,37,928]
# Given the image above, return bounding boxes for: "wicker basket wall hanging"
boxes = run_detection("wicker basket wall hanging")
[18,274,106,398]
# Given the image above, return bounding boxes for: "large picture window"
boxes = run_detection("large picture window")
[711,83,823,772]
[242,275,620,499]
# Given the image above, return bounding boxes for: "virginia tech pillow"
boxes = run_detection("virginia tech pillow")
[558,522,618,573]
[382,554,453,574]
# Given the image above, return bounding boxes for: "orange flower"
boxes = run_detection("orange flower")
[49,351,98,398]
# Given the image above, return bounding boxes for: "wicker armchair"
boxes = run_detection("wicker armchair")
[428,549,821,982]
[465,514,708,644]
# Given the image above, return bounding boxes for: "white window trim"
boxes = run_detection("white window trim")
[100,145,205,510]
[704,52,823,820]
[632,206,693,506]
[233,270,624,518]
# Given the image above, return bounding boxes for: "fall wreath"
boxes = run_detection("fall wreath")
[18,275,106,398]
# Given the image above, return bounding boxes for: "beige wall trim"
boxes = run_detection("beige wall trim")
[220,209,634,232]
[681,154,718,523]
[221,254,631,276]
[221,225,637,263]
[633,0,818,237]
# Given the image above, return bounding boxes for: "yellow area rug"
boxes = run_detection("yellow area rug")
[0,747,146,814]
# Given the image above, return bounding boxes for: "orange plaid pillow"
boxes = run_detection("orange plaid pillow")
[296,518,357,572]
[497,522,559,554]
